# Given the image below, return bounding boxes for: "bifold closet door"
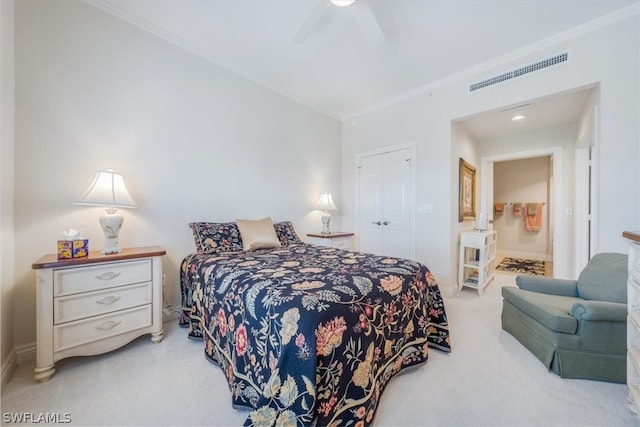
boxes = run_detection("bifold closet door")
[358,148,411,259]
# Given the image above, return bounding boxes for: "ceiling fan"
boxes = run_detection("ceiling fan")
[292,0,385,44]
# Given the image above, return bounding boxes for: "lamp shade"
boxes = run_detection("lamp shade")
[317,192,337,211]
[75,169,137,209]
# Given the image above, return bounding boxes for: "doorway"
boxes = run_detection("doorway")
[492,155,554,276]
[480,146,566,277]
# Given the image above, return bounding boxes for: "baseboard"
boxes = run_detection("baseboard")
[1,342,39,389]
[439,282,459,298]
[1,348,17,391]
[16,341,36,364]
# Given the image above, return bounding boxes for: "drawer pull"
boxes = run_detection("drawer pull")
[633,337,640,349]
[96,296,121,305]
[95,272,121,281]
[95,320,121,331]
[633,299,640,310]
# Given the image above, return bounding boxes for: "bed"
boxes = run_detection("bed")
[180,219,450,426]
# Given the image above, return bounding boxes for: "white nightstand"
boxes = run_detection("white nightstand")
[307,232,354,250]
[32,246,165,382]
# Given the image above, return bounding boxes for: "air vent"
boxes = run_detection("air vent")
[470,52,568,92]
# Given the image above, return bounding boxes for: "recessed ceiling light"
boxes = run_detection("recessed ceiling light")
[511,115,526,121]
[331,0,356,6]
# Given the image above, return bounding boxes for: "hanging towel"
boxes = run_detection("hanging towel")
[527,202,538,216]
[512,203,522,217]
[494,202,504,215]
[525,202,543,231]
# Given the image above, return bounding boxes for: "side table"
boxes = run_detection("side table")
[306,232,354,250]
[31,246,165,382]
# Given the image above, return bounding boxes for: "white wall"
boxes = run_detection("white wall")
[11,1,341,350]
[343,94,455,289]
[342,12,639,295]
[452,122,480,232]
[1,0,16,383]
[493,157,551,260]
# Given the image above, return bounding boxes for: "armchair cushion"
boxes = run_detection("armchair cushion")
[502,287,580,334]
[577,252,627,303]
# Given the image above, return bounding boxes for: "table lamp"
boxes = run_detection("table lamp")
[317,192,337,235]
[75,169,137,254]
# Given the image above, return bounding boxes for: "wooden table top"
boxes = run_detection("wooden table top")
[32,246,166,269]
[306,232,354,239]
[623,231,640,244]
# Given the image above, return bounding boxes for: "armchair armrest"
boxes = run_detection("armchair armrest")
[515,275,578,296]
[570,300,627,322]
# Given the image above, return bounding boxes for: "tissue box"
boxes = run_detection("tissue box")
[57,239,89,259]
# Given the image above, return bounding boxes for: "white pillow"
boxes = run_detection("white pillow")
[236,217,282,251]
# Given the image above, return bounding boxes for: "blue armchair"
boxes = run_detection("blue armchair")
[501,252,628,383]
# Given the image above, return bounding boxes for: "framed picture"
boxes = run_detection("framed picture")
[458,158,476,222]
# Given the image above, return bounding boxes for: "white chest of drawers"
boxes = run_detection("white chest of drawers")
[624,231,640,416]
[32,246,165,382]
[306,232,354,250]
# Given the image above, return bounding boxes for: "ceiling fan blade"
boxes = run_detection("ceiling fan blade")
[292,0,332,43]
[351,0,385,43]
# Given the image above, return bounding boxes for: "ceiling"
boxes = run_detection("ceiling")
[91,0,637,131]
[460,87,594,141]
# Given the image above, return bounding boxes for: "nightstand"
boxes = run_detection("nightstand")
[31,246,166,382]
[307,232,354,250]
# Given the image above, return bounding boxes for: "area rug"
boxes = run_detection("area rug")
[496,257,545,276]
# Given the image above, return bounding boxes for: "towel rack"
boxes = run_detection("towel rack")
[497,202,546,206]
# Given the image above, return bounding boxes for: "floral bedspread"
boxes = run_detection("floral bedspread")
[180,243,450,426]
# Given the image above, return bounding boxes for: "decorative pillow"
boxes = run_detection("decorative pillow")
[189,222,243,254]
[236,217,282,251]
[274,221,302,246]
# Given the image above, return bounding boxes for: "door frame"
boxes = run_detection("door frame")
[574,104,599,273]
[480,146,567,278]
[355,142,416,259]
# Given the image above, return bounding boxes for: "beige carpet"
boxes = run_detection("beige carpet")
[1,273,635,426]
